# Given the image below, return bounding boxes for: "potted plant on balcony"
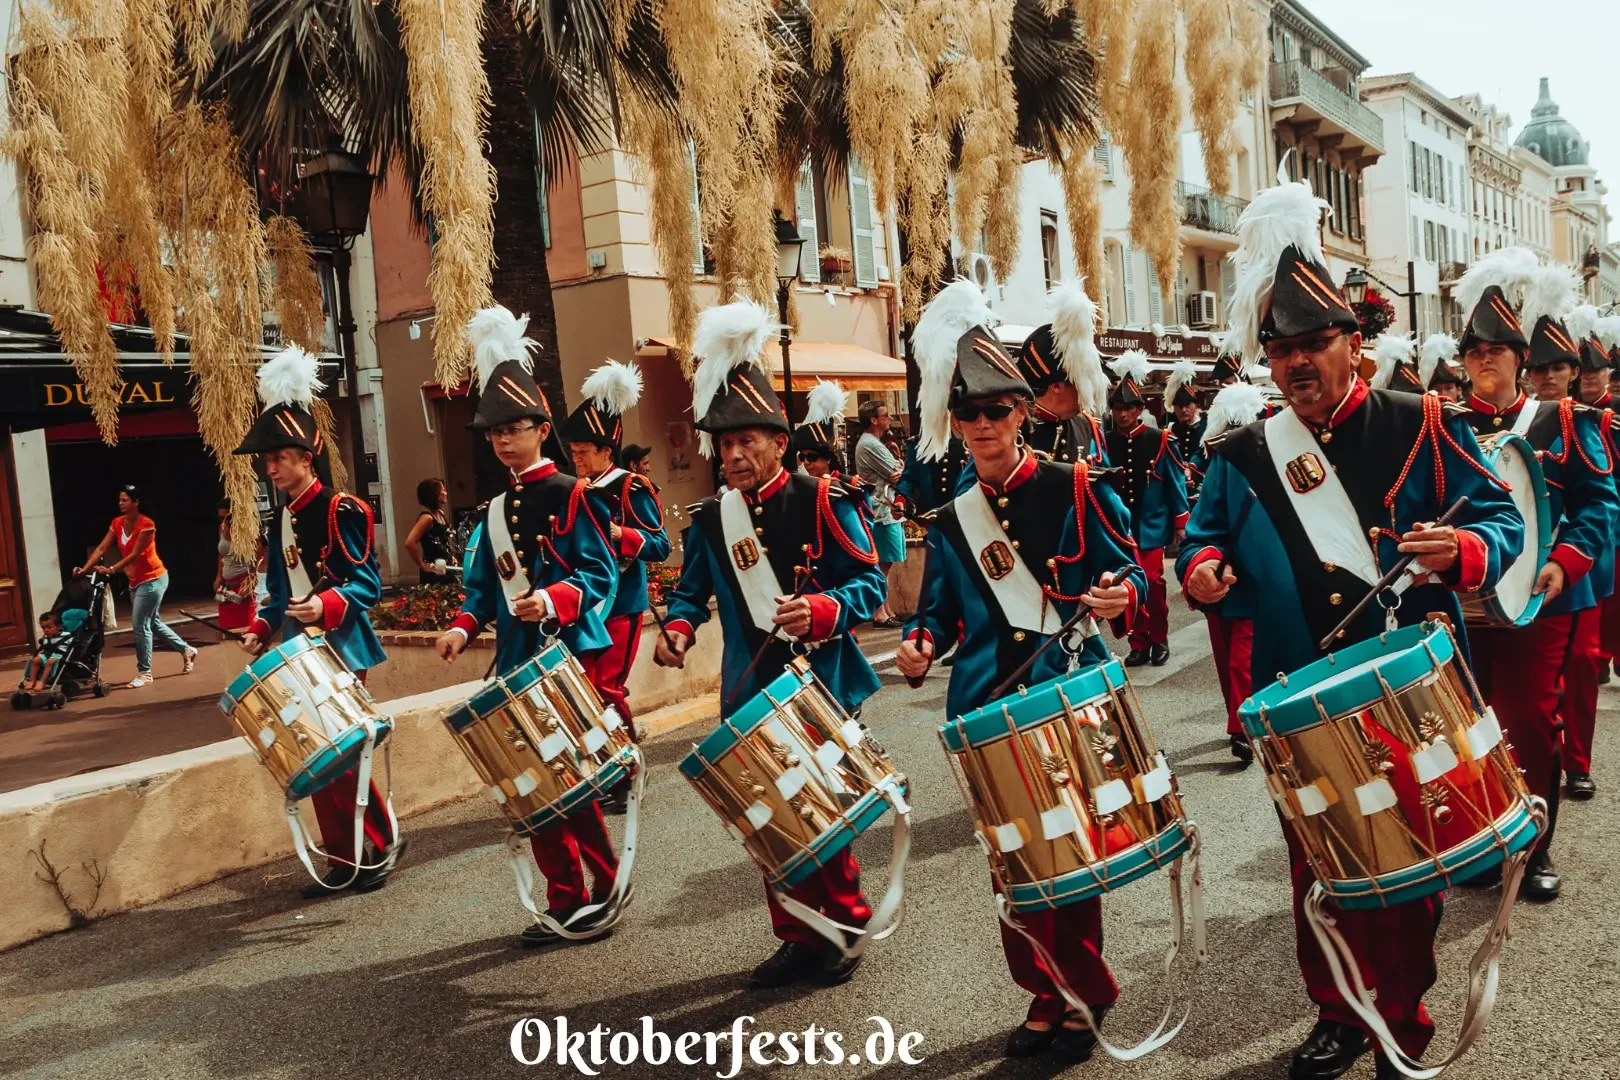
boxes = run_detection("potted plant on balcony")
[1353,287,1397,340]
[820,245,852,284]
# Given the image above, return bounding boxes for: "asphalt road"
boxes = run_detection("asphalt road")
[4,604,1618,1080]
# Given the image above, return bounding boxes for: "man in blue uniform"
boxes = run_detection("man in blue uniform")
[653,299,887,989]
[236,346,401,898]
[895,279,1143,1061]
[1165,361,1207,496]
[1178,178,1523,1080]
[1015,279,1112,465]
[1106,351,1188,666]
[434,306,623,947]
[1453,261,1617,900]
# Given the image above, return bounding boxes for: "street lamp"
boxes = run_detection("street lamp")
[295,150,374,495]
[1342,261,1419,339]
[775,211,806,429]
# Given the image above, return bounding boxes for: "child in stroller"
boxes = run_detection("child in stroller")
[11,570,110,709]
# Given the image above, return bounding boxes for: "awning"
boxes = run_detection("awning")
[639,337,908,392]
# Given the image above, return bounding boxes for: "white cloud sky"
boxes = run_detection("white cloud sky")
[1308,0,1620,220]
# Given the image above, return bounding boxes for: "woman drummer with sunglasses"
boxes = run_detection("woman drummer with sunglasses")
[895,281,1145,1063]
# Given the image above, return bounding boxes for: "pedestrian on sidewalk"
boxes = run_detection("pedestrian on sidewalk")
[214,498,262,632]
[403,478,453,584]
[75,484,198,688]
[854,399,906,628]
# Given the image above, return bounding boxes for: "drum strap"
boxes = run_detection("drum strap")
[1510,398,1540,437]
[719,487,789,640]
[1264,409,1382,587]
[486,494,534,616]
[585,469,629,619]
[284,716,401,888]
[770,781,912,960]
[280,505,315,600]
[952,485,1065,635]
[993,821,1208,1062]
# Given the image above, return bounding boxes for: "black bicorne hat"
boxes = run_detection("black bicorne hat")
[1527,316,1581,371]
[1579,336,1613,374]
[1107,351,1151,408]
[791,380,847,458]
[1259,247,1360,344]
[1016,326,1065,396]
[236,346,327,458]
[465,307,551,430]
[691,299,788,448]
[560,360,642,449]
[791,420,837,457]
[1429,362,1464,388]
[950,327,1032,406]
[1459,285,1529,355]
[694,362,787,436]
[1211,352,1245,382]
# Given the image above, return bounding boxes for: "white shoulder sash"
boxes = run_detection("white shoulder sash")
[1512,398,1540,436]
[591,467,629,490]
[719,487,786,639]
[952,485,1064,635]
[1263,408,1381,587]
[486,493,533,615]
[279,505,315,599]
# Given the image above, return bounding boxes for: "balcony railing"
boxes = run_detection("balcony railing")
[1439,261,1467,285]
[1270,61,1385,153]
[1176,182,1248,236]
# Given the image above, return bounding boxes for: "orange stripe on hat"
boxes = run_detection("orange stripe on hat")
[730,374,771,413]
[1023,342,1050,377]
[1290,269,1335,311]
[274,413,299,439]
[1489,294,1522,332]
[1547,324,1578,353]
[586,408,604,436]
[1295,262,1349,312]
[498,375,538,407]
[971,340,1020,379]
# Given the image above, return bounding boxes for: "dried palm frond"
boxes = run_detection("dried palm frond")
[1118,0,1181,297]
[1183,0,1242,195]
[621,92,700,373]
[1060,141,1104,312]
[265,216,327,352]
[396,0,496,387]
[840,2,928,209]
[1073,0,1134,134]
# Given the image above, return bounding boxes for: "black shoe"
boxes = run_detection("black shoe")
[1599,662,1611,685]
[1520,850,1560,902]
[821,948,862,985]
[941,651,956,668]
[1374,1052,1400,1080]
[1149,643,1170,666]
[299,865,357,899]
[749,941,827,988]
[1124,648,1151,667]
[1229,734,1254,765]
[605,783,631,815]
[1052,1006,1109,1062]
[1566,772,1596,801]
[1289,1019,1370,1080]
[352,838,407,893]
[1459,861,1503,888]
[519,904,612,947]
[1004,1023,1060,1058]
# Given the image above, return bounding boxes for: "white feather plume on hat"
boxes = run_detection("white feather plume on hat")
[1419,333,1458,388]
[915,279,994,462]
[1519,262,1581,333]
[1370,332,1415,390]
[1225,175,1333,366]
[1566,304,1600,344]
[257,344,324,408]
[1595,315,1620,351]
[802,380,847,428]
[691,298,774,457]
[1108,349,1151,387]
[1454,246,1539,323]
[1047,277,1107,415]
[1164,360,1198,407]
[466,305,538,394]
[581,359,642,416]
[1203,381,1267,445]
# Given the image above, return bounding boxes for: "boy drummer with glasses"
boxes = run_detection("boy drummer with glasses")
[434,306,622,948]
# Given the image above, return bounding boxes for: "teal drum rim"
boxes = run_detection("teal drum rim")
[1477,432,1551,628]
[1237,622,1454,740]
[285,718,395,800]
[678,664,814,780]
[769,780,902,889]
[510,746,636,835]
[220,634,316,710]
[1004,819,1193,911]
[1322,801,1540,909]
[939,660,1128,753]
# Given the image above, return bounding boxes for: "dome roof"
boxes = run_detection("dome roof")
[1515,77,1588,167]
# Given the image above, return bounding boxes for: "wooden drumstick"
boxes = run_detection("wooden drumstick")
[1316,496,1470,653]
[988,568,1132,701]
[727,544,816,711]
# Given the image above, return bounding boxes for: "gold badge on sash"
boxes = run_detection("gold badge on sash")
[283,545,300,570]
[980,541,1016,581]
[1285,452,1327,494]
[495,551,517,581]
[732,537,760,570]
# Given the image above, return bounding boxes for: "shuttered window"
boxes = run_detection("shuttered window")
[686,142,706,273]
[849,156,878,287]
[1095,132,1114,181]
[794,161,821,284]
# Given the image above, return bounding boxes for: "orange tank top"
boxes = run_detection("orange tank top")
[115,514,165,586]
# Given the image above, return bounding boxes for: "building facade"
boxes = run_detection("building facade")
[1515,78,1610,302]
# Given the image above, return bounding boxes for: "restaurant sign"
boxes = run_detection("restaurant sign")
[1096,328,1223,361]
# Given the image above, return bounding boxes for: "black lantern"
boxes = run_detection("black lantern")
[298,150,374,240]
[775,212,806,287]
[1341,265,1369,306]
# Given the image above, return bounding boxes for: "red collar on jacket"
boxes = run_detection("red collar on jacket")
[743,467,790,503]
[1300,377,1368,434]
[1466,391,1526,417]
[289,479,323,512]
[511,459,558,485]
[1591,392,1613,409]
[978,450,1037,496]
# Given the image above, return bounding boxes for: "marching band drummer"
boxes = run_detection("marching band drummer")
[1016,279,1112,465]
[1105,352,1189,668]
[792,380,855,481]
[652,299,888,990]
[1454,268,1618,896]
[433,306,624,947]
[234,346,402,898]
[894,279,1144,1062]
[559,360,671,784]
[1165,361,1207,496]
[1177,177,1523,1080]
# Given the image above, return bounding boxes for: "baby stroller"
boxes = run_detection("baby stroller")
[11,570,110,710]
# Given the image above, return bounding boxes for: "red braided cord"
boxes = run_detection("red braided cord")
[324,492,373,566]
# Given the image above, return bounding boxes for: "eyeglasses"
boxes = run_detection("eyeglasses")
[1263,331,1347,362]
[797,451,826,464]
[484,422,538,441]
[951,402,1017,423]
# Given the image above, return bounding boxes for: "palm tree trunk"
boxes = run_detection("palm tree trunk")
[481,0,569,432]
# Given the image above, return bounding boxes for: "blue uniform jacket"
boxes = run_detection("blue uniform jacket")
[1169,415,1208,489]
[1177,385,1524,688]
[1593,401,1620,602]
[915,455,1147,719]
[252,482,386,673]
[1104,424,1189,551]
[897,437,978,515]
[583,470,672,620]
[1025,411,1112,466]
[451,461,619,676]
[664,470,886,717]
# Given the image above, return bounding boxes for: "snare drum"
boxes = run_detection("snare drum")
[940,659,1193,911]
[443,642,635,835]
[680,657,907,890]
[1462,432,1550,628]
[1240,621,1540,909]
[220,633,391,800]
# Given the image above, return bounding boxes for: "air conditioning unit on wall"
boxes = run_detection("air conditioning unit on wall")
[1186,290,1219,328]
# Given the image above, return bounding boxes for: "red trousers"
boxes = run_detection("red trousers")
[1128,547,1169,649]
[1205,613,1253,736]
[1471,615,1584,804]
[764,847,872,945]
[1598,560,1620,665]
[531,802,619,911]
[1281,816,1438,1056]
[579,612,643,738]
[1000,895,1119,1025]
[312,772,394,862]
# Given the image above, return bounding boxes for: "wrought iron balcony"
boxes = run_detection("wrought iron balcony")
[1439,261,1467,286]
[1270,61,1385,155]
[1177,182,1249,236]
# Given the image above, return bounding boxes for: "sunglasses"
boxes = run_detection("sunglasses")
[1263,331,1347,363]
[796,451,826,463]
[951,402,1017,423]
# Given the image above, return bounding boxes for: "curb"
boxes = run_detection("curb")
[637,693,719,741]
